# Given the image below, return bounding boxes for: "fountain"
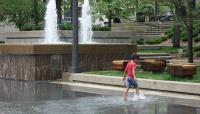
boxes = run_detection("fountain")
[44,0,59,43]
[80,0,93,43]
[0,0,136,81]
[0,2,198,114]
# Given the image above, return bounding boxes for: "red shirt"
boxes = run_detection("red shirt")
[125,60,137,79]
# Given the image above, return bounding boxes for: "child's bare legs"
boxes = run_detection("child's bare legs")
[124,88,129,101]
[135,87,139,95]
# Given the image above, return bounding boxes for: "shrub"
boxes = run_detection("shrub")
[145,40,154,45]
[58,23,72,30]
[154,38,163,44]
[163,21,200,42]
[137,39,144,44]
[181,30,188,42]
[92,25,110,31]
[193,22,200,30]
[20,24,43,31]
[145,37,165,45]
[195,51,200,57]
[165,28,174,38]
[161,35,168,41]
[194,35,200,42]
[32,25,43,30]
[20,25,33,31]
[194,46,200,52]
[193,29,199,37]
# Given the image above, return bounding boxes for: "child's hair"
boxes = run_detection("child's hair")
[130,55,136,60]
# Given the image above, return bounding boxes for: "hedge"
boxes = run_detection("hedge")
[194,46,200,52]
[20,24,43,31]
[195,51,200,57]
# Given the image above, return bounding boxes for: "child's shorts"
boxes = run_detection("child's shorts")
[125,77,138,88]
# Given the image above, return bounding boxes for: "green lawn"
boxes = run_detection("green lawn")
[137,47,185,54]
[85,67,200,83]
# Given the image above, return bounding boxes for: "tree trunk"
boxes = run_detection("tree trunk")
[108,8,112,30]
[107,0,112,30]
[187,20,193,63]
[173,6,181,48]
[173,24,181,48]
[56,0,62,24]
[154,0,159,21]
[71,0,73,24]
[187,0,196,63]
[135,0,139,21]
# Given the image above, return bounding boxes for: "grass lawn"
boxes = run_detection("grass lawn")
[137,47,185,54]
[85,67,200,83]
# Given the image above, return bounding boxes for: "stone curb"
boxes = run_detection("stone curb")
[62,72,200,95]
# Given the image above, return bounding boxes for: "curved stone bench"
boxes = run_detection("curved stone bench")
[167,63,197,78]
[112,60,129,71]
[140,59,166,71]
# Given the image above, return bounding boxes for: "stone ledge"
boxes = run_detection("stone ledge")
[3,30,134,38]
[55,81,200,106]
[0,43,136,55]
[62,72,200,95]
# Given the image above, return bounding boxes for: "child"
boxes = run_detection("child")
[122,55,140,101]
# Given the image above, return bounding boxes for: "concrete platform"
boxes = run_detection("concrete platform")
[62,73,200,95]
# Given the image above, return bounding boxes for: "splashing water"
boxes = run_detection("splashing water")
[132,93,146,101]
[80,0,93,43]
[44,0,59,43]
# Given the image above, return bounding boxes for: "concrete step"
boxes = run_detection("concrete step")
[139,33,163,35]
[146,29,165,32]
[112,23,139,27]
[62,73,200,95]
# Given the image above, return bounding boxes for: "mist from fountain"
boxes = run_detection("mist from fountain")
[44,0,59,43]
[80,0,93,43]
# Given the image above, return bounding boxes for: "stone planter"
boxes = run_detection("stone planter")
[112,60,129,71]
[167,63,197,78]
[140,59,166,71]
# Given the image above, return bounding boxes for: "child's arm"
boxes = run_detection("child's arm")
[122,68,127,81]
[132,69,136,80]
[132,63,137,80]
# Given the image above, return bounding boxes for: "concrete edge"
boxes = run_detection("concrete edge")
[53,81,200,107]
[62,72,200,95]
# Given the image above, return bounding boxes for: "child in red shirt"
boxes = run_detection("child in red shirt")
[122,55,140,101]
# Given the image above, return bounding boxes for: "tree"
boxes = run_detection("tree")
[175,0,197,63]
[185,0,196,63]
[160,0,184,48]
[136,0,162,22]
[154,0,159,21]
[0,0,45,30]
[161,0,199,63]
[33,0,39,25]
[56,0,62,24]
[90,0,135,29]
[32,0,45,25]
[0,0,33,30]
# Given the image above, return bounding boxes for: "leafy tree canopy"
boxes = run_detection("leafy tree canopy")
[0,0,45,30]
[90,0,135,21]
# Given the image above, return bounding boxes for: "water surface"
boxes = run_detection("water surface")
[0,79,199,114]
